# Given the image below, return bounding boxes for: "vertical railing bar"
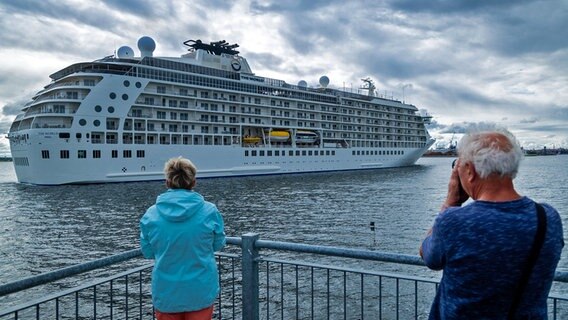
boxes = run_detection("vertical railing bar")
[396,278,400,320]
[311,266,314,320]
[232,257,236,319]
[35,304,39,320]
[125,274,129,319]
[217,256,222,320]
[140,270,143,319]
[94,285,97,319]
[75,291,79,319]
[327,269,330,319]
[266,261,270,320]
[360,274,364,320]
[295,265,299,320]
[280,263,284,320]
[55,297,59,320]
[553,298,557,320]
[343,271,347,320]
[379,276,382,320]
[110,279,114,319]
[414,281,418,320]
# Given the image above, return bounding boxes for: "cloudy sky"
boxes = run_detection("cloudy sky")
[0,0,567,156]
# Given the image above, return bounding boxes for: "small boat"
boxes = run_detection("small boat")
[268,131,290,142]
[243,136,261,144]
[295,130,318,144]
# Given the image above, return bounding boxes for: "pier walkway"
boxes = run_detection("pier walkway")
[1,233,568,319]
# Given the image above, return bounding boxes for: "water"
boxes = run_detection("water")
[1,156,567,295]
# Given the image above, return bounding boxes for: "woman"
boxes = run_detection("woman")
[140,157,226,320]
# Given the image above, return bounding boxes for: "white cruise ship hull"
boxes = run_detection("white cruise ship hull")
[8,37,435,185]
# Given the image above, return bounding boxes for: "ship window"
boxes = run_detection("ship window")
[260,151,265,156]
[79,119,87,126]
[123,150,132,158]
[93,150,101,158]
[78,150,87,159]
[95,105,102,112]
[308,151,312,156]
[289,151,293,156]
[135,82,141,88]
[326,151,330,155]
[122,94,128,101]
[60,150,70,159]
[112,150,118,158]
[352,151,356,155]
[302,151,307,156]
[93,120,100,127]
[41,150,50,159]
[59,132,70,139]
[245,150,249,157]
[109,92,116,99]
[123,80,130,87]
[137,150,145,158]
[332,151,335,155]
[275,150,279,156]
[296,151,300,156]
[252,150,257,156]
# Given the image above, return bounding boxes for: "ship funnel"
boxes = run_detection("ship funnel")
[138,36,156,58]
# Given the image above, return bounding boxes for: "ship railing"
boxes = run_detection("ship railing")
[1,233,567,320]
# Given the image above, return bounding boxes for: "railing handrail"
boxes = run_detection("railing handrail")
[2,235,568,299]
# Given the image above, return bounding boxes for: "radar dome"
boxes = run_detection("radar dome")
[319,76,330,88]
[138,36,156,57]
[116,46,135,58]
[298,80,307,88]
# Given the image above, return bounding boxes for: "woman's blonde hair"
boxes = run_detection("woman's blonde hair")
[164,157,197,189]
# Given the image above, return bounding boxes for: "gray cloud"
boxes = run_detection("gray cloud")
[0,0,566,148]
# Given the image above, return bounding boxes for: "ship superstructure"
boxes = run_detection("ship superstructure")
[8,36,434,185]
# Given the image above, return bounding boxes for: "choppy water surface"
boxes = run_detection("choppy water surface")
[1,156,567,302]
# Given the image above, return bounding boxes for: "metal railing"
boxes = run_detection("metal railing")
[1,234,567,319]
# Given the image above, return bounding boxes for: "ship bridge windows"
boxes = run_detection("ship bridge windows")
[106,133,117,144]
[157,111,166,119]
[157,86,166,94]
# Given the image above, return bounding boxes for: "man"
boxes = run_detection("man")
[420,125,563,319]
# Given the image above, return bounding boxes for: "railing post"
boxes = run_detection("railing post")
[241,233,260,320]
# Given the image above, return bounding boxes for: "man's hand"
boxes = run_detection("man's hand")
[441,160,469,211]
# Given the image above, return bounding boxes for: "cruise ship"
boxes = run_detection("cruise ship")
[8,36,435,185]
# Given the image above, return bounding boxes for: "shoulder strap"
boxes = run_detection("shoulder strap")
[508,203,547,319]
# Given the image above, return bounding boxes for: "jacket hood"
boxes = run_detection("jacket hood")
[155,189,205,222]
